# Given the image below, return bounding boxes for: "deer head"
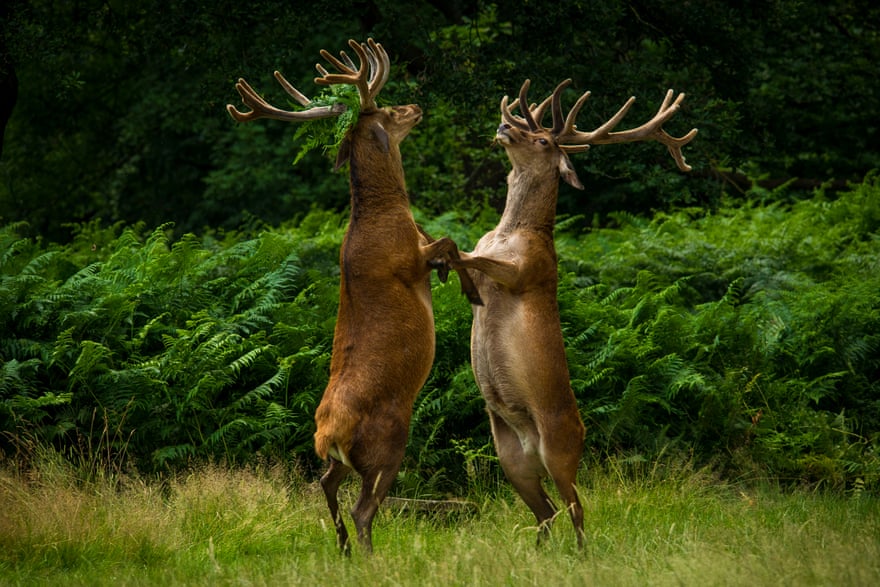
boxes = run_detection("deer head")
[497,79,698,189]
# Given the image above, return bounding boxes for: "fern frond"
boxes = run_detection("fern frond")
[69,340,114,389]
[151,443,195,468]
[291,84,362,164]
[0,235,32,273]
[226,345,271,379]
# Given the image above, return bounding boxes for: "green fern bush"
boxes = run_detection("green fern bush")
[0,211,347,470]
[555,175,880,489]
[2,177,879,491]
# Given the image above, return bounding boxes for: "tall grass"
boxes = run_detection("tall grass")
[1,453,877,586]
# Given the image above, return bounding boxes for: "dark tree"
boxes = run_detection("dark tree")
[1,0,878,240]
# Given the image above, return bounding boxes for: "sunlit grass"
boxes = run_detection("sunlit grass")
[1,454,877,586]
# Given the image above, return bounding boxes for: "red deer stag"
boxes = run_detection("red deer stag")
[227,39,481,554]
[452,80,697,548]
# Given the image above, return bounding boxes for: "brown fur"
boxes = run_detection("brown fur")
[228,40,480,554]
[314,105,480,554]
[453,80,695,549]
[452,99,589,549]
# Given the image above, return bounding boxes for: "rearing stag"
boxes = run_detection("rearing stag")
[452,79,697,548]
[227,39,480,554]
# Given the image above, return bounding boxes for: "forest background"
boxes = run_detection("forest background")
[1,0,878,494]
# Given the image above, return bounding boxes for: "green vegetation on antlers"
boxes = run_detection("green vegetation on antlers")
[291,84,362,165]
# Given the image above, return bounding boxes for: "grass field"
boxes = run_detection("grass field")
[1,456,878,586]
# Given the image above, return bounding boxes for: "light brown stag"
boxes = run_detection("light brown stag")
[452,79,697,548]
[227,39,481,554]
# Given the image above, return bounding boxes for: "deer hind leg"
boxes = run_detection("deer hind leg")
[541,421,586,549]
[488,410,557,544]
[320,457,353,554]
[350,464,399,554]
[544,458,585,549]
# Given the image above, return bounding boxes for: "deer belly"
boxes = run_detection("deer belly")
[471,302,540,413]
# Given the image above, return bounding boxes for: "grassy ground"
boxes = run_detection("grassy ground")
[1,456,878,586]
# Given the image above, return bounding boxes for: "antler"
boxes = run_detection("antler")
[226,71,346,122]
[315,38,389,111]
[502,79,698,172]
[226,38,389,123]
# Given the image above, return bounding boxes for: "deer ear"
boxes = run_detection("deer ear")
[334,137,352,172]
[372,123,390,153]
[559,153,584,190]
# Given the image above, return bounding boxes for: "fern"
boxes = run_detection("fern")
[291,84,362,164]
[3,182,880,489]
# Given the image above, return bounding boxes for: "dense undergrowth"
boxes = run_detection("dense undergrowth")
[2,177,879,492]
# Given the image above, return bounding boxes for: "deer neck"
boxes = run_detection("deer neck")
[348,144,410,212]
[497,167,559,235]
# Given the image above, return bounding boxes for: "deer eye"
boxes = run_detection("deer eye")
[538,138,549,146]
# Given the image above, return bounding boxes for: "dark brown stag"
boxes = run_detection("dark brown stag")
[452,79,697,548]
[227,39,480,554]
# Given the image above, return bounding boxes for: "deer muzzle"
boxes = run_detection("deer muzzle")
[496,123,513,144]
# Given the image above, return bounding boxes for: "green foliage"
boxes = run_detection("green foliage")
[403,97,507,216]
[2,0,878,499]
[555,176,880,489]
[3,0,879,239]
[401,178,880,494]
[290,84,362,165]
[3,179,880,492]
[0,211,349,470]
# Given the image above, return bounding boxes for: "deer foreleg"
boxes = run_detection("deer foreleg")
[451,252,520,290]
[420,237,484,305]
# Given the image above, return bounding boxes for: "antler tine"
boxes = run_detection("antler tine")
[660,126,699,171]
[315,42,371,108]
[501,80,578,134]
[518,80,539,131]
[506,98,542,118]
[561,89,698,170]
[549,79,573,135]
[557,94,636,154]
[500,80,540,131]
[557,89,594,142]
[314,38,387,111]
[594,90,695,170]
[500,94,530,131]
[316,46,365,84]
[365,38,390,98]
[273,71,312,107]
[226,76,345,123]
[362,45,378,84]
[317,42,360,75]
[597,92,680,141]
[339,49,358,71]
[530,96,553,127]
[555,88,699,169]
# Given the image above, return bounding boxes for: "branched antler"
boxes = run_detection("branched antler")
[315,38,389,111]
[226,71,346,123]
[502,79,698,171]
[226,38,390,123]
